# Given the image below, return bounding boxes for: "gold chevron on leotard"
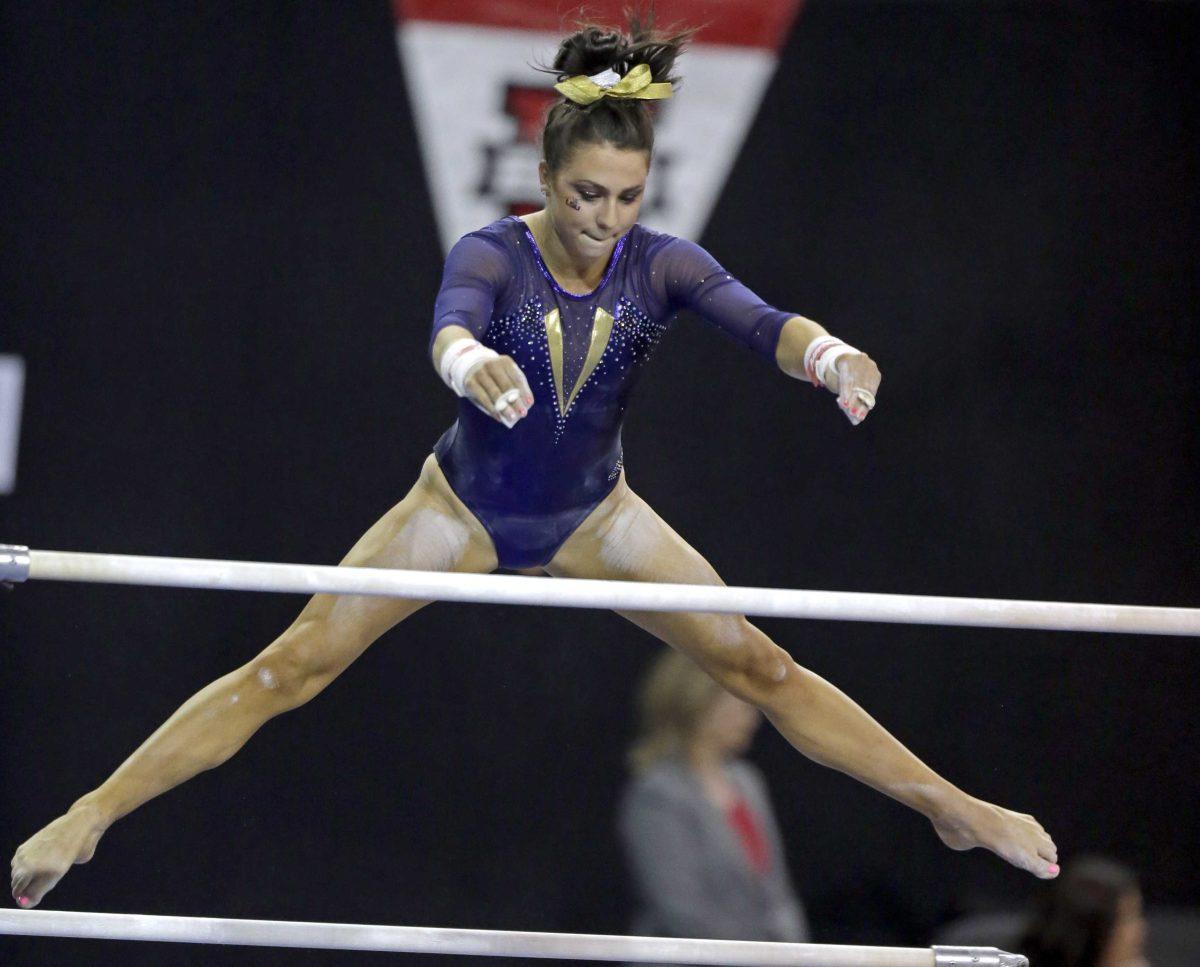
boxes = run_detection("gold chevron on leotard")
[570,307,614,412]
[544,307,615,418]
[544,308,566,415]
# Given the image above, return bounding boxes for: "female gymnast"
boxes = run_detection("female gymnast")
[10,16,1058,910]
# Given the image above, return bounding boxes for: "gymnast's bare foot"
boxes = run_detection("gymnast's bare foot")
[932,795,1059,878]
[10,801,109,908]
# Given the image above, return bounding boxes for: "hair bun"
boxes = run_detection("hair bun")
[553,26,631,80]
[536,12,692,172]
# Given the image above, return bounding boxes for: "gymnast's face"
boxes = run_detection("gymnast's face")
[539,141,650,266]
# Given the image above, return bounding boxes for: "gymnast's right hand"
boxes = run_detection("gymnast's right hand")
[436,331,536,429]
[10,804,108,908]
[461,354,535,429]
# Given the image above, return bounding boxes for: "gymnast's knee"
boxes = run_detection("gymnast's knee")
[700,620,793,702]
[250,617,343,708]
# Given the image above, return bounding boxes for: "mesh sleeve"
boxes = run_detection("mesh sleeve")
[428,233,511,349]
[649,236,793,361]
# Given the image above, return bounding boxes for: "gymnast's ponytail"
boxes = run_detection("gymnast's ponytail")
[538,8,692,172]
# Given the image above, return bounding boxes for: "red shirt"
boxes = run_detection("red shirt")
[726,795,771,874]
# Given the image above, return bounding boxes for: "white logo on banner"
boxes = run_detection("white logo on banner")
[0,355,25,495]
[397,23,777,252]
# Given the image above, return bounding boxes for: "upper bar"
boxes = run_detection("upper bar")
[14,547,1200,636]
[0,910,1026,966]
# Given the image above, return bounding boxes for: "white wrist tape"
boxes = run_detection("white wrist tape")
[439,337,498,397]
[803,335,860,388]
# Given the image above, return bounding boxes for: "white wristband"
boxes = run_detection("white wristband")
[803,335,860,389]
[817,343,859,386]
[438,337,498,397]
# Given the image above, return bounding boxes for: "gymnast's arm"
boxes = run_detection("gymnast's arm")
[652,238,881,420]
[429,235,535,427]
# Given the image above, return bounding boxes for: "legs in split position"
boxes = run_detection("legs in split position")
[11,460,1058,910]
[9,456,500,909]
[547,477,1060,879]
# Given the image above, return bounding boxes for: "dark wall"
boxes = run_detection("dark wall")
[2,3,1197,965]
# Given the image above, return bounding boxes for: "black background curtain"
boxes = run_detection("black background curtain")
[1,3,1196,964]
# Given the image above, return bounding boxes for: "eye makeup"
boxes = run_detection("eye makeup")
[570,182,644,204]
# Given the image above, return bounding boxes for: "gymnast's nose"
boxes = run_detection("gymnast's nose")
[595,198,616,232]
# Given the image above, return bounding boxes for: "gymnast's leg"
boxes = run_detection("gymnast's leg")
[10,454,499,909]
[546,477,1060,879]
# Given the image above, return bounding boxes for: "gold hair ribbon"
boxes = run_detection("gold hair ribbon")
[553,63,673,107]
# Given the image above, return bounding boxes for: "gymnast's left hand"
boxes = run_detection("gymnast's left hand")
[833,353,881,426]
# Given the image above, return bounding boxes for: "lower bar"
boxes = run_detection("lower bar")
[0,911,1026,966]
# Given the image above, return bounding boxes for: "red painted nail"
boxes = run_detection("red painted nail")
[17,896,29,907]
[1048,863,1060,876]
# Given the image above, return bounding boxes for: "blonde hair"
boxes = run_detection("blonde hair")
[627,649,724,773]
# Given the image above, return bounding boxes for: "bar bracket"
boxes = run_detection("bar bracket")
[0,544,30,584]
[934,946,1028,967]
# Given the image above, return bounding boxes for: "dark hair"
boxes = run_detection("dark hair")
[537,8,691,172]
[1017,856,1140,967]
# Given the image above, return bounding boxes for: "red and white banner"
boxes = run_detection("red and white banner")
[394,1,803,251]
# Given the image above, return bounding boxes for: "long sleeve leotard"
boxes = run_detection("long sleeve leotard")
[430,216,795,569]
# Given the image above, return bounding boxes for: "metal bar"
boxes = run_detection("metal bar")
[10,546,1198,636]
[0,910,1028,965]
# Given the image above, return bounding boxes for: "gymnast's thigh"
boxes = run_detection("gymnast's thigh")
[295,453,500,644]
[544,478,747,658]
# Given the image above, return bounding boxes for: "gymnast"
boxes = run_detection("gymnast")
[10,15,1058,910]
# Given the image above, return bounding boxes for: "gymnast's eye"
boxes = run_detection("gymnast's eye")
[577,190,600,201]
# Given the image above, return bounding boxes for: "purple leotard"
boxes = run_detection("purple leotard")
[431,216,794,569]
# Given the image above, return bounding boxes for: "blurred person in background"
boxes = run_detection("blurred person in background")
[1017,856,1148,967]
[619,649,809,944]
